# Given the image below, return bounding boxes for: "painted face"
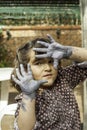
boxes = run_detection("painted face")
[28,49,58,87]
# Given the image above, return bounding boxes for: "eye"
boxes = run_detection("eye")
[49,59,53,64]
[34,61,43,65]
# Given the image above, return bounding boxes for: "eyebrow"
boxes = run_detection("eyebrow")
[33,58,43,63]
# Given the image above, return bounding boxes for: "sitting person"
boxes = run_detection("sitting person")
[11,34,87,130]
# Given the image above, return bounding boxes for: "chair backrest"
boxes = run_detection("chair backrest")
[0,68,13,81]
[0,103,17,130]
[0,68,16,130]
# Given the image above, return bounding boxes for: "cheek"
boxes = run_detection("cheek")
[31,66,42,80]
[52,69,58,79]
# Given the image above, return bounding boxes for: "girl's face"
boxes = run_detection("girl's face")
[28,49,58,87]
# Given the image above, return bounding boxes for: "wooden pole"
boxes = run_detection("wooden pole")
[80,0,87,130]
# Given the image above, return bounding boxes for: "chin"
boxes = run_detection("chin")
[42,80,55,87]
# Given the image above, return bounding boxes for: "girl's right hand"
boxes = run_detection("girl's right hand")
[12,64,47,99]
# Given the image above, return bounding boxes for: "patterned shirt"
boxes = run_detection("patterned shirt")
[14,64,87,130]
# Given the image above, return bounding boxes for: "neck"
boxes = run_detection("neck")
[38,88,44,95]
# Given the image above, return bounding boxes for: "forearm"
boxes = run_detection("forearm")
[12,64,46,130]
[17,94,36,130]
[69,47,87,61]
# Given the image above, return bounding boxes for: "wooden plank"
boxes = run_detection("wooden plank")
[1,115,15,130]
[0,81,9,111]
[0,81,9,130]
[83,80,87,130]
[2,25,81,31]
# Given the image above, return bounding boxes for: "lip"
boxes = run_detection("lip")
[43,74,52,77]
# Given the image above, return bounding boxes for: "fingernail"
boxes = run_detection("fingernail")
[20,64,23,67]
[16,68,18,71]
[37,41,40,43]
[12,74,14,77]
[54,65,57,69]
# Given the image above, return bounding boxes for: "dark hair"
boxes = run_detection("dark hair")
[16,38,50,67]
[10,37,51,91]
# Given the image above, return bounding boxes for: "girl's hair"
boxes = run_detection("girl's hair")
[10,37,51,91]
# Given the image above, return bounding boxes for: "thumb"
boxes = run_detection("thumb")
[38,80,48,85]
[47,34,55,43]
[53,59,59,69]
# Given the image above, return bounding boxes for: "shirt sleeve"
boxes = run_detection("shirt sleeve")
[63,64,87,89]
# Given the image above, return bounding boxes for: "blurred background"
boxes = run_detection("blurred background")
[0,0,81,67]
[0,0,86,130]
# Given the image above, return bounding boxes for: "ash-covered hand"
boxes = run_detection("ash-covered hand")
[33,34,72,69]
[12,64,47,99]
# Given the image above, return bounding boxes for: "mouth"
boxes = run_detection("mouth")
[43,74,52,77]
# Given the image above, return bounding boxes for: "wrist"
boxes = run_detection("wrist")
[22,92,36,100]
[64,46,72,58]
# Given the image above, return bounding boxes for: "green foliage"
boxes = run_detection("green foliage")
[0,6,81,26]
[0,44,11,67]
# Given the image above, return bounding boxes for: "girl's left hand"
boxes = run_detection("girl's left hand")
[33,34,72,69]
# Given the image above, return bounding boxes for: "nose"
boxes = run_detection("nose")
[44,63,51,71]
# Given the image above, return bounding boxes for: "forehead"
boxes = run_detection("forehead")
[28,49,36,62]
[28,49,52,63]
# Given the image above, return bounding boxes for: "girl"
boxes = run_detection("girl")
[12,34,87,130]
